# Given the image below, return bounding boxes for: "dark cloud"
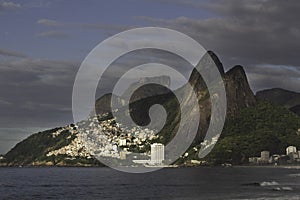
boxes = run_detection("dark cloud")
[0,1,21,10]
[36,31,71,39]
[0,48,27,58]
[36,18,134,33]
[37,19,62,27]
[138,0,300,92]
[0,58,79,128]
[23,0,52,9]
[244,65,300,92]
[0,99,12,105]
[0,128,45,154]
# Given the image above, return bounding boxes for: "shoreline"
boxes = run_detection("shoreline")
[2,164,300,169]
[236,165,300,169]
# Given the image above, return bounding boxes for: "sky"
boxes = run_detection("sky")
[0,0,300,154]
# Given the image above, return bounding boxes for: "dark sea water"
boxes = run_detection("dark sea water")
[1,167,300,200]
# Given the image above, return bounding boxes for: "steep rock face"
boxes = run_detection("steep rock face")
[188,52,256,116]
[186,52,256,141]
[223,65,256,115]
[207,50,225,75]
[188,51,225,95]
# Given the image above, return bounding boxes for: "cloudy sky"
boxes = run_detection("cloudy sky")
[0,0,300,153]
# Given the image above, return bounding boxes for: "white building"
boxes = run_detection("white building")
[118,138,127,146]
[286,146,297,155]
[119,151,127,160]
[260,151,270,162]
[151,143,165,164]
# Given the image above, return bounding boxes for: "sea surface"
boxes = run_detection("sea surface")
[1,166,300,200]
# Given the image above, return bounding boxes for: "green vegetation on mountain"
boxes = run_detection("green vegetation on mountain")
[2,127,102,166]
[205,101,300,165]
[256,88,300,116]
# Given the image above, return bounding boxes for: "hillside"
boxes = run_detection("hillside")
[1,126,103,167]
[256,88,300,116]
[1,51,300,167]
[204,101,300,165]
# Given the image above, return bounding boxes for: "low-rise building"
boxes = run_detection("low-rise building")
[260,151,270,163]
[286,146,297,155]
[119,151,127,160]
[249,157,260,164]
[118,138,127,146]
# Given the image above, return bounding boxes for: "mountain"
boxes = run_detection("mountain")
[122,75,171,103]
[95,76,171,116]
[1,51,300,167]
[169,52,255,147]
[96,51,257,142]
[256,88,300,116]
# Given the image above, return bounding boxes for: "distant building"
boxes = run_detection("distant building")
[286,146,297,155]
[260,151,270,163]
[269,154,280,164]
[249,157,259,164]
[119,151,127,160]
[249,151,270,165]
[290,152,299,161]
[191,160,201,165]
[151,143,165,164]
[132,160,148,164]
[118,139,127,146]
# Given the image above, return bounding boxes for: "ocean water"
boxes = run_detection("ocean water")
[1,167,300,200]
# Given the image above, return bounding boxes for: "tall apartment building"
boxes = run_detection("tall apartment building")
[151,143,165,164]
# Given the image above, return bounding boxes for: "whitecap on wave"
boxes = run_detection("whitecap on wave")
[288,173,300,177]
[272,186,293,191]
[260,181,279,186]
[242,181,293,192]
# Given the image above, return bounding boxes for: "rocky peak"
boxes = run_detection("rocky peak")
[189,51,225,89]
[224,65,256,115]
[207,50,225,75]
[188,52,256,116]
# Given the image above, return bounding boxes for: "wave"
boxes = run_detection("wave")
[272,186,293,191]
[242,181,279,187]
[237,195,299,200]
[288,173,300,177]
[260,181,279,187]
[242,181,294,193]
